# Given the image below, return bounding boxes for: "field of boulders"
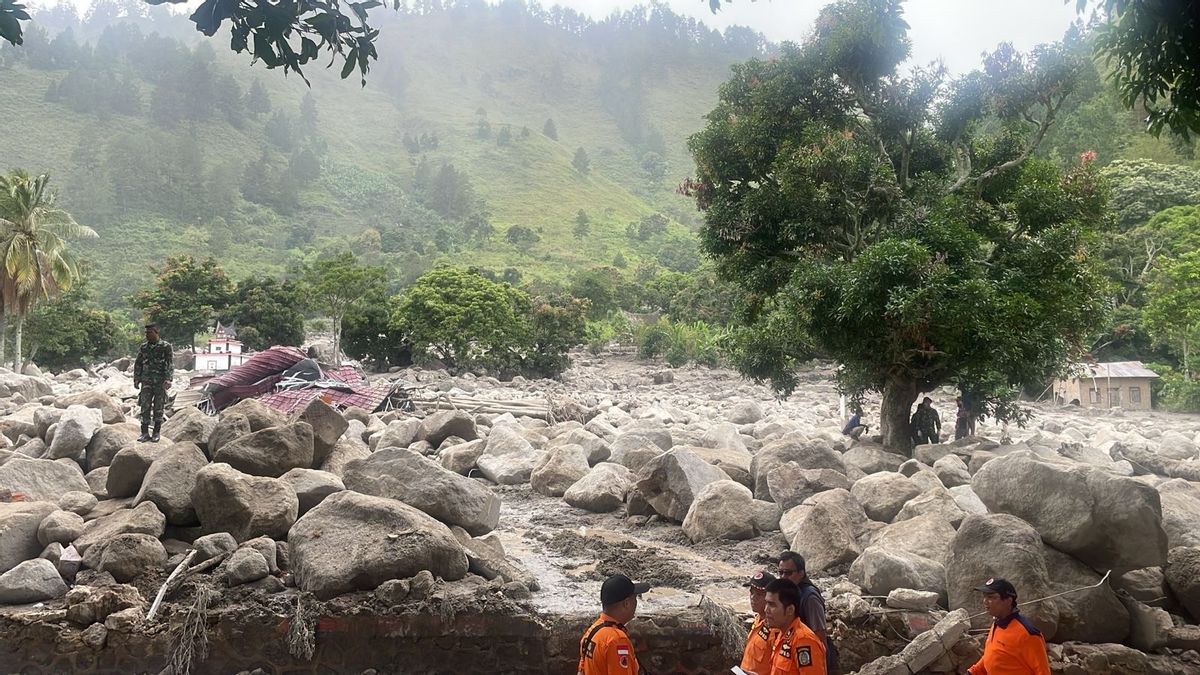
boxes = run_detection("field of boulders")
[1,354,1199,674]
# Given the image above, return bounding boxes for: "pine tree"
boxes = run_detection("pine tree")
[572,147,590,174]
[246,78,272,116]
[542,118,558,140]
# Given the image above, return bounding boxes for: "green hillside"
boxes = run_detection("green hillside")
[0,3,756,307]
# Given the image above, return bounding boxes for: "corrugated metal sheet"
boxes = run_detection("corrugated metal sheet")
[1074,361,1159,379]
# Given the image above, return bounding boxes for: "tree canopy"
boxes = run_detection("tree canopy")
[132,255,234,349]
[687,0,1110,451]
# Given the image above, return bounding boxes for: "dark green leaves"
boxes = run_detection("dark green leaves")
[0,0,31,47]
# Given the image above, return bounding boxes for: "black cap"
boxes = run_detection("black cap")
[744,570,777,589]
[600,574,650,606]
[144,323,158,330]
[974,577,1017,599]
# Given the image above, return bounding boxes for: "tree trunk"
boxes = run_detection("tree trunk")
[0,313,7,368]
[880,375,918,454]
[22,344,37,373]
[12,316,23,372]
[332,313,343,367]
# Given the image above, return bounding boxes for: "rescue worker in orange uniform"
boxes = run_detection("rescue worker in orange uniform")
[578,574,649,675]
[740,570,779,674]
[744,579,827,675]
[967,578,1051,675]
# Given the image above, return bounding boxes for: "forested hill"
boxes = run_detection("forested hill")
[0,0,766,307]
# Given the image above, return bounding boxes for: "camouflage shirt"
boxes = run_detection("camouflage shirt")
[134,340,174,385]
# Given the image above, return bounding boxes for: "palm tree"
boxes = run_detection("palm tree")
[0,171,97,370]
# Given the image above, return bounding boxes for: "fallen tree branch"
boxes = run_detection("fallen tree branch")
[147,549,197,622]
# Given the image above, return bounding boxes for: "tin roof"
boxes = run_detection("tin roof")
[1072,361,1159,379]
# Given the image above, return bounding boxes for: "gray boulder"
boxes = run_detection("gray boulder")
[84,467,109,500]
[373,418,422,452]
[74,501,166,555]
[932,454,971,488]
[547,428,610,465]
[295,398,348,466]
[894,488,968,527]
[0,558,68,604]
[58,491,98,516]
[972,453,1168,571]
[85,423,140,470]
[208,413,251,455]
[288,490,468,600]
[56,390,125,424]
[419,410,478,447]
[90,533,166,583]
[632,448,728,522]
[682,480,758,543]
[213,422,315,478]
[159,407,217,449]
[280,468,345,514]
[564,463,635,513]
[439,439,486,475]
[0,457,89,501]
[531,444,591,497]
[850,472,921,522]
[0,501,58,573]
[1165,546,1200,620]
[750,438,845,500]
[194,532,238,563]
[700,422,748,454]
[1157,479,1200,549]
[842,444,907,475]
[225,548,269,586]
[779,489,866,575]
[947,514,1058,637]
[767,464,851,511]
[318,435,370,477]
[849,546,946,602]
[476,425,542,485]
[106,444,167,498]
[1042,544,1129,644]
[867,513,957,566]
[221,399,284,432]
[191,463,298,542]
[682,444,753,487]
[133,442,207,525]
[46,405,104,460]
[343,448,501,535]
[727,400,763,424]
[608,433,663,473]
[948,485,988,515]
[37,510,85,546]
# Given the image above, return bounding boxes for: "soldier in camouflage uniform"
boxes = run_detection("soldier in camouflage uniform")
[133,323,173,442]
[910,397,941,446]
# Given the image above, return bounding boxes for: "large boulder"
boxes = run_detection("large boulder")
[727,400,763,424]
[750,438,845,500]
[946,514,1058,637]
[849,547,946,602]
[208,413,251,455]
[632,448,728,522]
[418,410,478,447]
[343,448,500,536]
[1165,546,1200,620]
[85,423,141,470]
[288,490,469,600]
[0,501,58,573]
[46,405,104,460]
[374,419,422,452]
[0,558,68,604]
[319,435,371,477]
[682,444,753,487]
[159,407,217,450]
[608,433,663,473]
[74,501,166,555]
[547,428,610,465]
[1041,544,1130,644]
[439,439,486,475]
[191,463,298,542]
[56,390,125,424]
[850,472,921,522]
[89,533,167,583]
[1157,479,1200,549]
[867,513,957,566]
[105,444,167,498]
[893,488,968,527]
[932,454,971,488]
[564,463,635,513]
[295,398,349,466]
[700,422,748,454]
[767,464,852,511]
[280,468,345,514]
[37,510,85,546]
[133,442,208,525]
[530,444,591,497]
[682,480,758,543]
[476,425,542,485]
[0,457,89,501]
[221,399,285,432]
[842,444,907,475]
[212,422,315,478]
[972,453,1168,571]
[779,489,866,575]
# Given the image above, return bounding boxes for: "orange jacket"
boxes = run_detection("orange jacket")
[578,613,639,675]
[741,614,779,675]
[767,617,827,675]
[967,611,1051,675]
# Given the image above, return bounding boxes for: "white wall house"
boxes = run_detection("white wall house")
[194,323,251,372]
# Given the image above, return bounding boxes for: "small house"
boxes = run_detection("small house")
[1053,361,1158,411]
[194,322,251,372]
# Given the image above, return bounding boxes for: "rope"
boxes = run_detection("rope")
[967,570,1112,622]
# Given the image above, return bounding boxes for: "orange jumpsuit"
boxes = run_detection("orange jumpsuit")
[740,614,779,675]
[967,611,1051,675]
[578,613,639,675]
[767,617,827,675]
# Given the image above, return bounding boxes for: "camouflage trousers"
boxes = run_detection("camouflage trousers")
[138,384,168,426]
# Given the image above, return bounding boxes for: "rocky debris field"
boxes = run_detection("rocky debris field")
[1,354,1200,674]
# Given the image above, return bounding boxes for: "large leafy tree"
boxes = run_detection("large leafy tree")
[687,0,1110,451]
[24,284,124,372]
[132,255,234,350]
[0,170,97,370]
[1143,252,1200,378]
[227,276,307,350]
[301,252,386,366]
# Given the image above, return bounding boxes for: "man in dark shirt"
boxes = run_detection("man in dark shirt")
[777,551,837,673]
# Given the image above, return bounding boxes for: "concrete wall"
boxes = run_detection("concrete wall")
[1054,377,1153,411]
